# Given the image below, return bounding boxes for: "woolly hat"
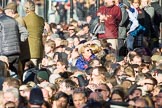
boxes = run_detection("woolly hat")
[29,87,44,105]
[37,71,49,81]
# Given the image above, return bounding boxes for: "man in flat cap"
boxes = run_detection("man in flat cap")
[4,2,25,26]
[0,6,21,75]
[4,2,29,76]
[4,2,29,41]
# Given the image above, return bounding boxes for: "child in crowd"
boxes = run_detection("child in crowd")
[124,0,146,51]
[41,40,56,72]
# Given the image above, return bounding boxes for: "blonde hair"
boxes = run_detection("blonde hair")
[45,39,56,49]
[78,44,89,54]
[90,44,101,54]
[124,66,135,77]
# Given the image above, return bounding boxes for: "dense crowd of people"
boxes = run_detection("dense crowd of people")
[0,0,162,108]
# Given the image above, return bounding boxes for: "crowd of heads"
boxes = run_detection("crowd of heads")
[0,0,162,108]
[1,30,162,107]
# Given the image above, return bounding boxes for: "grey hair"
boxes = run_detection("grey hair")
[24,0,35,12]
[4,88,19,99]
[73,87,87,98]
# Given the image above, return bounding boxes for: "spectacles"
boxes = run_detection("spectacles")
[95,89,107,92]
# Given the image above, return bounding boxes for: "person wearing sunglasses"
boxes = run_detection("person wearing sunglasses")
[95,83,111,101]
[75,44,96,71]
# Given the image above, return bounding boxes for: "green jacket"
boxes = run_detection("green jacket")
[24,12,44,59]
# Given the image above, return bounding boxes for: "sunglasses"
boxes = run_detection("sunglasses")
[95,89,106,92]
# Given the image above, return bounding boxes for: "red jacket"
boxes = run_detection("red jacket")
[97,5,122,39]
